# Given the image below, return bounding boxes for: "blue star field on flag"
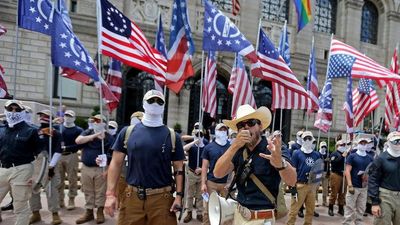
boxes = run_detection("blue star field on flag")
[202,0,253,54]
[156,14,167,58]
[318,78,332,111]
[358,78,372,95]
[278,24,291,66]
[169,0,195,55]
[51,11,99,82]
[18,0,55,35]
[258,30,281,60]
[328,54,356,78]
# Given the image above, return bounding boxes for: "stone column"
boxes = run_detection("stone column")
[343,0,364,47]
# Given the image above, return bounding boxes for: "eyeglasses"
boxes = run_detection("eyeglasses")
[5,106,23,112]
[146,97,164,106]
[195,132,204,138]
[390,139,400,145]
[236,119,260,130]
[303,136,313,141]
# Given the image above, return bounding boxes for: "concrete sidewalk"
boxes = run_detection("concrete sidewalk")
[0,192,374,225]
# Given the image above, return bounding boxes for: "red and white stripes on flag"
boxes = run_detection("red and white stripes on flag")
[202,51,217,118]
[230,55,256,118]
[272,83,313,109]
[232,0,240,16]
[352,87,380,127]
[330,39,400,87]
[105,58,122,112]
[385,48,400,131]
[99,0,166,83]
[95,77,119,113]
[0,24,7,36]
[0,64,10,98]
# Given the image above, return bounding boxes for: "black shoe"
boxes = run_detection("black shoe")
[314,212,320,217]
[1,202,13,211]
[338,205,344,216]
[328,205,334,216]
[298,210,304,218]
[363,213,368,217]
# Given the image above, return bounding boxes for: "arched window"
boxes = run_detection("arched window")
[314,0,337,33]
[261,0,289,23]
[360,0,378,44]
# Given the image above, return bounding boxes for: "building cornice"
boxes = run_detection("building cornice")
[345,0,364,10]
[387,11,400,22]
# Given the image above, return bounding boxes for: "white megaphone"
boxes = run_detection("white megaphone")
[209,191,237,225]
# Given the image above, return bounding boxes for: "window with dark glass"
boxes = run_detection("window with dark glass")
[70,0,77,13]
[314,0,337,33]
[360,0,378,45]
[210,0,233,12]
[261,0,289,23]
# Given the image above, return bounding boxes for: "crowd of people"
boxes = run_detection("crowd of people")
[0,89,399,225]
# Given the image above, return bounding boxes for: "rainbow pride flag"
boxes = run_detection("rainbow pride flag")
[294,0,312,32]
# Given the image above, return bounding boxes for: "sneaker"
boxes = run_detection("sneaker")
[196,214,203,222]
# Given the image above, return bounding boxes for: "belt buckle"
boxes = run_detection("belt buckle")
[239,205,251,221]
[137,187,146,200]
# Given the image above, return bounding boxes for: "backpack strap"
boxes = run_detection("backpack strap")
[123,124,136,149]
[243,150,276,204]
[168,127,176,153]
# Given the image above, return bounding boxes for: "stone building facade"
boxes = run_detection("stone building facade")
[0,0,400,140]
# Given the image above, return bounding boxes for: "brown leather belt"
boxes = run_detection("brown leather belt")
[238,204,274,220]
[128,185,172,196]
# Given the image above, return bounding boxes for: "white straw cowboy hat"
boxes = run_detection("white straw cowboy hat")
[223,104,272,132]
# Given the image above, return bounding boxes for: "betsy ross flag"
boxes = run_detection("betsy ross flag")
[98,0,166,82]
[230,54,256,118]
[0,24,7,36]
[278,22,290,66]
[232,0,240,16]
[328,39,400,87]
[385,48,400,130]
[257,28,311,109]
[154,14,168,92]
[18,0,55,35]
[352,79,380,127]
[166,0,195,93]
[306,38,319,111]
[0,65,11,98]
[314,77,332,132]
[105,58,122,112]
[203,51,217,118]
[343,77,354,137]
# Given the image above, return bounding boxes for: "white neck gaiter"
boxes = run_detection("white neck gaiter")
[215,130,228,146]
[356,144,367,156]
[301,140,313,154]
[63,117,75,128]
[5,111,26,128]
[387,143,400,157]
[142,101,164,127]
[93,123,105,133]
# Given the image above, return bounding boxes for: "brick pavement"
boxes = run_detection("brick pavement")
[0,192,374,225]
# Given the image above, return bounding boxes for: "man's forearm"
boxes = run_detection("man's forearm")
[279,164,296,186]
[173,161,184,193]
[214,146,238,178]
[106,159,123,195]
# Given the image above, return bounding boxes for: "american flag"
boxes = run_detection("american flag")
[232,0,240,16]
[385,48,399,130]
[278,22,290,66]
[307,38,319,111]
[202,51,217,118]
[0,24,7,36]
[352,79,380,127]
[257,28,311,109]
[329,39,400,87]
[0,64,10,98]
[314,77,332,133]
[105,58,122,112]
[343,77,354,137]
[18,0,55,35]
[166,0,195,94]
[154,14,167,92]
[98,0,166,82]
[230,54,256,118]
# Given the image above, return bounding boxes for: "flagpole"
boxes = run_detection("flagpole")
[317,129,321,148]
[279,109,283,131]
[272,110,276,132]
[306,35,315,131]
[196,51,205,168]
[48,64,54,197]
[251,18,262,89]
[13,9,20,99]
[306,114,309,130]
[59,75,63,134]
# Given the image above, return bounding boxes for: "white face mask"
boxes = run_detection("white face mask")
[319,147,327,155]
[215,130,228,146]
[93,123,105,133]
[5,111,26,128]
[357,144,368,152]
[142,101,164,127]
[108,128,117,136]
[143,101,164,115]
[88,122,93,130]
[301,140,313,153]
[64,117,75,127]
[337,146,346,153]
[130,117,141,125]
[388,142,400,157]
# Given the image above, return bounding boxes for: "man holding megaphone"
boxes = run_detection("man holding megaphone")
[214,104,297,225]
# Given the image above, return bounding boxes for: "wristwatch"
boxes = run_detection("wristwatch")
[275,159,288,171]
[176,192,184,197]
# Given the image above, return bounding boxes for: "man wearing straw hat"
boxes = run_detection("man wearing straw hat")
[214,104,296,225]
[0,100,41,225]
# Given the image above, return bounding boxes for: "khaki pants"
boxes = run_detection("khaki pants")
[343,187,367,225]
[286,183,317,225]
[373,188,400,225]
[117,176,128,207]
[81,165,106,209]
[321,172,329,205]
[0,163,34,225]
[329,173,346,206]
[203,180,227,225]
[57,153,79,202]
[233,207,275,225]
[30,165,61,213]
[117,187,177,225]
[185,170,202,214]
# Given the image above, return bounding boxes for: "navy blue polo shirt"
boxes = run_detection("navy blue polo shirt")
[330,150,345,175]
[346,153,373,188]
[290,142,301,156]
[202,141,230,183]
[291,150,321,183]
[80,129,115,167]
[112,123,185,189]
[187,140,208,171]
[60,125,84,153]
[232,137,292,210]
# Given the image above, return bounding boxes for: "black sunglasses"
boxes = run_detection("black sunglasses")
[236,119,260,130]
[303,136,313,141]
[194,125,199,129]
[146,97,164,106]
[5,106,23,112]
[390,139,400,145]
